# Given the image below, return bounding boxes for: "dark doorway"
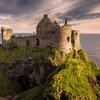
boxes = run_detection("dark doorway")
[26,40,30,46]
[36,38,40,46]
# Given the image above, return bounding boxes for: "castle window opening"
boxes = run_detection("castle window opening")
[52,30,55,34]
[36,38,40,46]
[76,33,78,36]
[69,48,71,50]
[67,37,70,42]
[26,40,30,46]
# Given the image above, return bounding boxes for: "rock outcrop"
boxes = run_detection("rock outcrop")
[7,56,54,89]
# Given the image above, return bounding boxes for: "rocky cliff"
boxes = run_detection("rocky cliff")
[0,46,99,100]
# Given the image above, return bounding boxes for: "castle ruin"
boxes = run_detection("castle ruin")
[1,15,81,53]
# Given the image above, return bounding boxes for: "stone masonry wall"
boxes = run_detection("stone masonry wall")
[57,24,72,53]
[72,30,81,51]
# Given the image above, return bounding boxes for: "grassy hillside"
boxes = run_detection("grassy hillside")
[15,59,100,100]
[0,45,99,100]
[41,59,100,100]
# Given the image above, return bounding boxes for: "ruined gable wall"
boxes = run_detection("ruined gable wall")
[36,15,53,37]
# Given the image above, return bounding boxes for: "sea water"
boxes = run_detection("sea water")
[0,34,100,66]
[81,34,100,66]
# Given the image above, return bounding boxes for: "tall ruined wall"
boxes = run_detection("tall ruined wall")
[50,21,60,48]
[3,28,13,41]
[72,30,81,51]
[36,15,53,37]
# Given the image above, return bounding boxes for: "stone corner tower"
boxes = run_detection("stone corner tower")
[57,18,73,53]
[57,18,81,53]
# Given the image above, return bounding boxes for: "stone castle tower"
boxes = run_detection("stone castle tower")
[57,19,81,53]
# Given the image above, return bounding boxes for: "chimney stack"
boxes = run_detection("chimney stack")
[44,14,48,18]
[65,18,68,25]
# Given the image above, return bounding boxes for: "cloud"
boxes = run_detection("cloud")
[56,0,100,21]
[0,0,100,33]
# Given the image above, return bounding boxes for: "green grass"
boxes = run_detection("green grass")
[16,86,44,100]
[42,59,100,100]
[0,46,63,66]
[0,70,17,96]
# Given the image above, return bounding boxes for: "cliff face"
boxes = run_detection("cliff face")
[7,57,54,89]
[0,46,99,100]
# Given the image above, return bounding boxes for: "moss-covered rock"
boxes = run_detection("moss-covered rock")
[0,70,17,96]
[67,49,88,61]
[39,59,100,100]
[16,86,44,100]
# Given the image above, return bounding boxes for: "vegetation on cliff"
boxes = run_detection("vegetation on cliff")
[0,70,17,96]
[0,45,99,100]
[40,59,100,100]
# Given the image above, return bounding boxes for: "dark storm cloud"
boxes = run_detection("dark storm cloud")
[0,0,42,15]
[17,0,41,12]
[57,0,100,21]
[17,0,37,8]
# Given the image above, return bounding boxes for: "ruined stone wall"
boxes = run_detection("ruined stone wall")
[9,35,52,48]
[3,28,13,41]
[72,30,81,51]
[10,36,36,47]
[38,37,52,47]
[50,22,60,48]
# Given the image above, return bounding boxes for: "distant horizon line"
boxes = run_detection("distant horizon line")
[0,33,100,34]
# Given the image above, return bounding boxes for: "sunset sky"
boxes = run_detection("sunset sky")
[0,0,100,33]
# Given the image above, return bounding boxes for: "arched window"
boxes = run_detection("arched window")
[76,33,78,36]
[67,37,70,42]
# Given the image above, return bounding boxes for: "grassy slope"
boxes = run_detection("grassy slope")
[43,59,100,100]
[16,59,100,100]
[0,46,62,65]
